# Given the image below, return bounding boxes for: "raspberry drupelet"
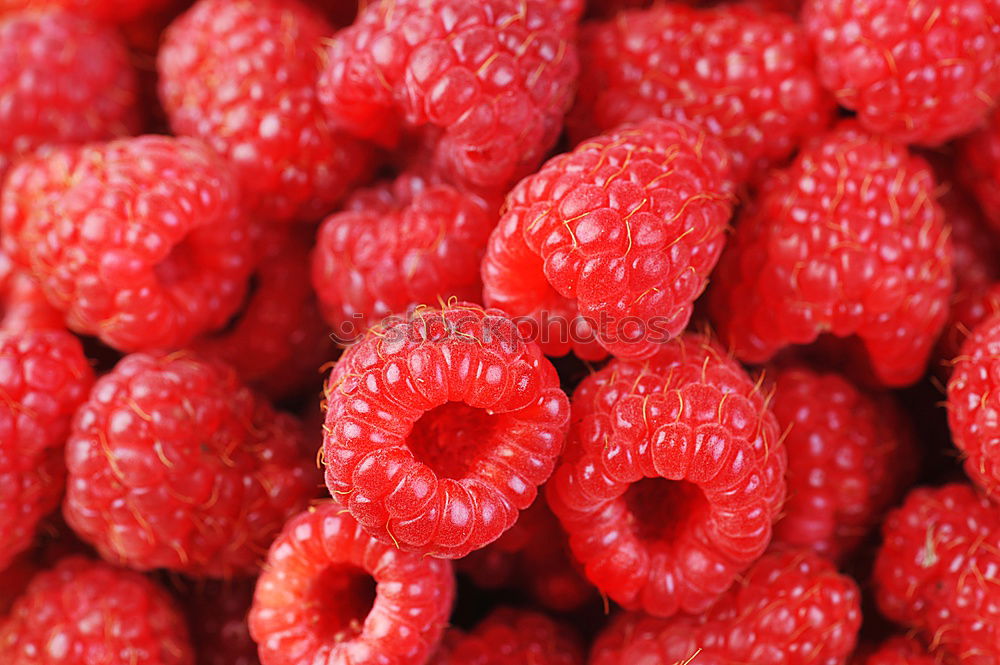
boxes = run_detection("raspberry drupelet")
[1,135,255,353]
[249,502,455,665]
[959,108,1000,232]
[317,0,580,194]
[322,301,570,559]
[482,117,735,361]
[546,333,786,617]
[63,351,318,577]
[158,0,374,223]
[589,548,861,665]
[804,0,1000,146]
[709,121,951,387]
[432,607,583,665]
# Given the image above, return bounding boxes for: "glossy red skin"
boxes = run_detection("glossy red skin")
[431,607,582,665]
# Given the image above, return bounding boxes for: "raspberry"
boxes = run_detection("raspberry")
[546,333,786,617]
[768,365,918,561]
[0,10,139,182]
[853,636,936,665]
[178,580,258,665]
[589,548,861,665]
[0,0,174,22]
[874,483,1000,665]
[312,173,497,338]
[432,607,582,665]
[568,3,833,184]
[317,0,580,193]
[0,329,94,572]
[709,121,952,387]
[63,351,318,577]
[322,301,569,559]
[158,0,374,223]
[1,135,255,352]
[0,251,62,333]
[959,108,1000,232]
[0,556,194,665]
[482,118,735,361]
[249,502,455,665]
[804,0,1000,146]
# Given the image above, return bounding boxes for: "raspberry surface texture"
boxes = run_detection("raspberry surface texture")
[0,251,63,333]
[804,0,1000,146]
[568,3,832,184]
[63,351,317,577]
[1,135,255,352]
[432,607,582,665]
[158,0,374,222]
[322,301,570,558]
[0,556,194,665]
[317,0,580,193]
[709,121,951,387]
[482,117,734,361]
[179,579,259,665]
[546,333,786,617]
[249,502,455,665]
[589,548,861,665]
[959,108,1000,232]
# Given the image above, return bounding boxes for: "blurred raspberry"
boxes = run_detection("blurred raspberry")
[178,579,258,665]
[0,0,176,22]
[852,636,936,665]
[0,251,62,333]
[433,607,583,665]
[959,108,1000,232]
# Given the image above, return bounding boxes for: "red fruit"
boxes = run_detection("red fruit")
[709,121,952,387]
[432,607,582,665]
[158,0,374,222]
[805,0,1000,146]
[482,117,734,361]
[768,365,918,561]
[546,333,786,617]
[590,548,861,665]
[0,556,194,665]
[322,301,570,558]
[0,10,139,182]
[0,329,94,571]
[0,251,63,333]
[1,135,255,352]
[317,0,580,193]
[959,108,1000,232]
[312,173,497,337]
[180,580,259,665]
[249,502,455,665]
[853,636,936,665]
[0,0,174,22]
[568,3,832,184]
[874,483,1000,665]
[63,351,318,577]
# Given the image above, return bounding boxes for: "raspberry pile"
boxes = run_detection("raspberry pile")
[7,0,1000,664]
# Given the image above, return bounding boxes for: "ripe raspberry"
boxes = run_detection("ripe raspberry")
[853,636,936,665]
[568,3,833,184]
[158,0,374,223]
[317,0,580,193]
[709,121,951,387]
[63,351,318,577]
[874,483,1000,665]
[482,117,734,361]
[804,0,1000,146]
[1,135,255,352]
[0,329,94,572]
[0,0,174,22]
[0,10,139,182]
[589,548,861,665]
[178,580,258,665]
[312,173,497,337]
[249,502,455,665]
[959,108,1000,232]
[323,301,569,559]
[432,607,582,665]
[0,251,62,333]
[768,365,918,561]
[546,333,786,617]
[0,556,194,665]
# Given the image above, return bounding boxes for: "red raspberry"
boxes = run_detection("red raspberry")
[312,173,497,337]
[158,0,374,223]
[179,580,258,665]
[317,0,580,193]
[768,365,918,561]
[568,3,832,184]
[589,548,861,665]
[546,333,786,617]
[482,117,735,361]
[0,0,174,22]
[322,302,569,559]
[432,607,582,665]
[0,556,194,665]
[0,329,94,572]
[249,502,455,665]
[709,121,952,387]
[853,636,936,665]
[804,0,1000,146]
[0,251,62,333]
[0,10,139,182]
[1,135,255,352]
[63,351,318,577]
[959,108,1000,232]
[874,483,1000,665]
